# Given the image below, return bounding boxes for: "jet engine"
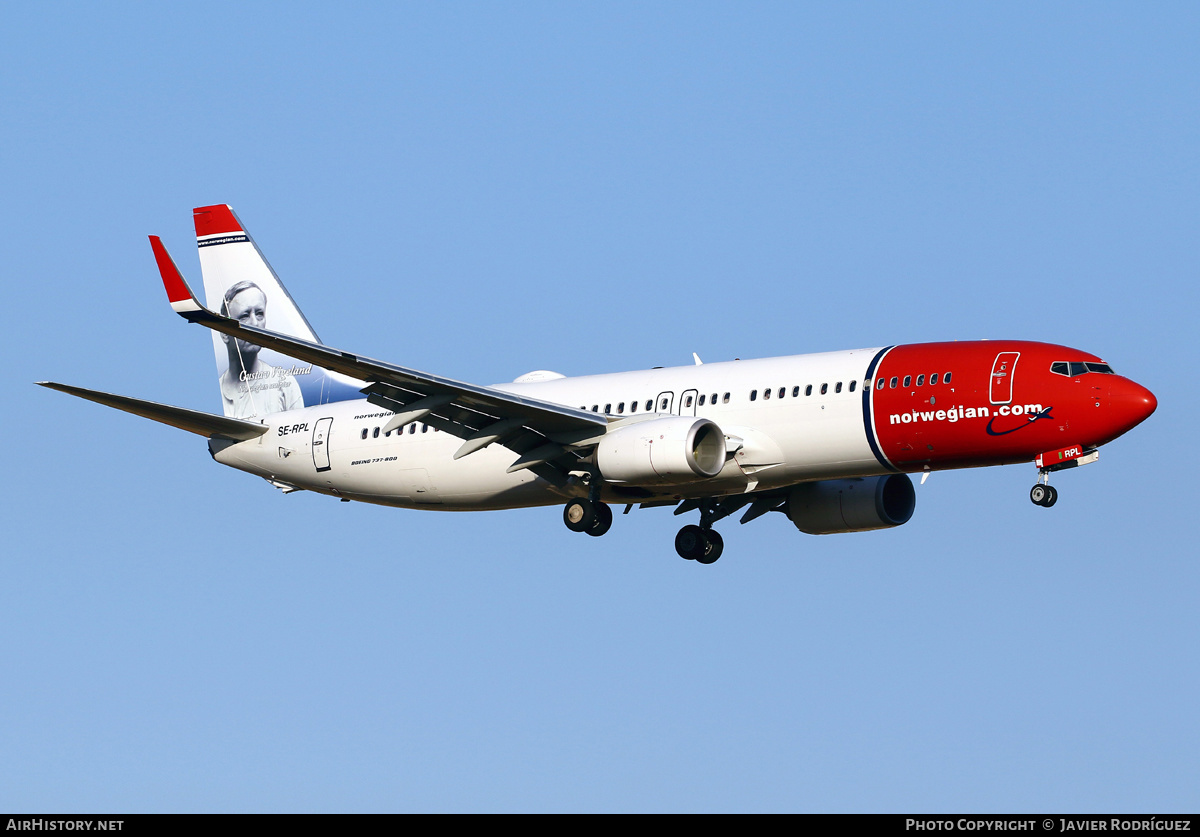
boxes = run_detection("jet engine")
[597,417,726,485]
[786,474,916,535]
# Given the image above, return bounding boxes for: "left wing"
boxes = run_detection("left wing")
[37,382,271,441]
[151,236,608,483]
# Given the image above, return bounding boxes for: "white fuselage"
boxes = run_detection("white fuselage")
[213,348,892,509]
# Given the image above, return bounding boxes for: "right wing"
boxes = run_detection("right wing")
[151,236,609,483]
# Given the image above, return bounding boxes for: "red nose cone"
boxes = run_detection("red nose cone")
[1110,379,1157,435]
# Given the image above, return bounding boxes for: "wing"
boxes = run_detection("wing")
[37,381,270,441]
[150,236,608,484]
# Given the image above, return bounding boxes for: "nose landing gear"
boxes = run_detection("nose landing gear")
[1030,483,1058,507]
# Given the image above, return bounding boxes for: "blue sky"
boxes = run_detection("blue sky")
[1,3,1196,812]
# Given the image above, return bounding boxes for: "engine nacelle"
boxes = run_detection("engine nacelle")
[597,417,726,485]
[787,474,916,535]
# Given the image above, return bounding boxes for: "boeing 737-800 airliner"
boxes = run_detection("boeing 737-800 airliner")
[40,205,1157,563]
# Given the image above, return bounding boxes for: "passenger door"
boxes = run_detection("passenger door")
[989,352,1020,405]
[312,417,333,472]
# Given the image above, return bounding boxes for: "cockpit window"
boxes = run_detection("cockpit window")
[1054,360,1116,376]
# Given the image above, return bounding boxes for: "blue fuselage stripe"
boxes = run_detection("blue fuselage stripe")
[862,345,899,472]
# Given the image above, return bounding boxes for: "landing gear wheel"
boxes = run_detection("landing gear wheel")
[695,529,723,564]
[1030,485,1049,506]
[1043,485,1058,507]
[675,524,707,560]
[563,498,596,532]
[586,502,613,537]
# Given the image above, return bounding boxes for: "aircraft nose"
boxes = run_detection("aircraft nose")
[1109,378,1157,434]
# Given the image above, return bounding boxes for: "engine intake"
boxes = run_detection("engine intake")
[598,417,726,485]
[787,474,916,535]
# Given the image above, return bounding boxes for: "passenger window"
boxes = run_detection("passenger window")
[373,427,380,438]
[903,375,912,387]
[722,393,730,404]
[591,405,598,412]
[916,374,924,386]
[877,378,886,390]
[792,386,799,397]
[646,400,653,411]
[750,390,758,401]
[630,400,638,412]
[361,428,368,440]
[763,388,771,400]
[698,394,705,406]
[805,384,812,396]
[660,398,669,410]
[684,396,692,408]
[777,387,784,399]
[820,383,828,395]
[930,373,938,385]
[409,424,416,434]
[849,380,857,392]
[835,381,842,393]
[890,377,898,388]
[710,393,717,405]
[605,403,612,413]
[944,372,952,384]
[422,424,428,433]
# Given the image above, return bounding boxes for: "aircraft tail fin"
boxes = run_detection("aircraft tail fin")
[154,205,363,418]
[193,205,321,344]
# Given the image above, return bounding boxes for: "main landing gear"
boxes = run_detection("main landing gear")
[1030,472,1058,507]
[563,497,613,537]
[674,498,725,564]
[675,524,723,564]
[561,493,727,563]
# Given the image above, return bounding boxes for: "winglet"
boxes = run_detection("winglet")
[149,235,204,315]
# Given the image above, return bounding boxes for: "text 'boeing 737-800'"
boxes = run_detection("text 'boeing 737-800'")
[40,205,1157,563]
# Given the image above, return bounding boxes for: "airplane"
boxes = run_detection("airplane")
[39,205,1158,564]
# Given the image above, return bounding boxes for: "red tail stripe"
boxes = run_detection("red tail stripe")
[193,204,243,237]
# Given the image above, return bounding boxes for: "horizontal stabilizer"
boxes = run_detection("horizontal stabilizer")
[37,382,270,441]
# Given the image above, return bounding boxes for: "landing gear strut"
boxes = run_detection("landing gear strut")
[1030,472,1058,507]
[563,498,613,536]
